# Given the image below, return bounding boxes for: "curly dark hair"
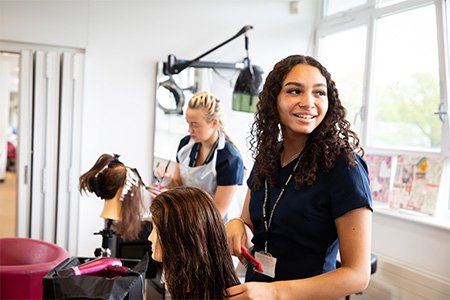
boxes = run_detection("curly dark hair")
[150,186,239,299]
[249,55,364,190]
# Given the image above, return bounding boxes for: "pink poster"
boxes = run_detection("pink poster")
[366,155,392,203]
[390,155,444,215]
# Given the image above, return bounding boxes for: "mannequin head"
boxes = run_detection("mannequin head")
[79,154,144,241]
[149,186,239,299]
[99,185,123,221]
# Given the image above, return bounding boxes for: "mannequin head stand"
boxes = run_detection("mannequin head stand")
[94,219,116,257]
[79,153,148,256]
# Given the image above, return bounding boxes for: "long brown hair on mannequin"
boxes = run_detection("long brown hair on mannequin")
[79,153,144,241]
[150,186,240,299]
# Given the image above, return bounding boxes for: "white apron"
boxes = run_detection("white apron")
[178,132,240,221]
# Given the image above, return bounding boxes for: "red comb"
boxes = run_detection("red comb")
[240,247,263,273]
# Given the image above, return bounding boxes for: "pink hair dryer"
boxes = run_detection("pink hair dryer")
[58,257,122,277]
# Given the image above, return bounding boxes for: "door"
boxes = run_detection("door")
[0,42,84,255]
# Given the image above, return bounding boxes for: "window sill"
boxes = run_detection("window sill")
[373,201,450,231]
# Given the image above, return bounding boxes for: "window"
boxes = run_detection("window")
[316,0,450,217]
[324,0,368,16]
[372,5,441,150]
[376,0,408,8]
[318,26,367,136]
[317,0,449,155]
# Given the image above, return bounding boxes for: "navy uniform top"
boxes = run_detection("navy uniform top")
[246,153,372,282]
[176,135,244,186]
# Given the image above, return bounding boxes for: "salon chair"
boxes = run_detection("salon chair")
[0,237,69,299]
[336,253,378,300]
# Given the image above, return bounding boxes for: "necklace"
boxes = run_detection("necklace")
[281,150,302,167]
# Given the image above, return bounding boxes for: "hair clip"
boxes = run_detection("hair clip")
[110,153,123,165]
[120,167,138,201]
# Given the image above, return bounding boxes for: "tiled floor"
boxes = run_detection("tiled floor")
[0,170,17,238]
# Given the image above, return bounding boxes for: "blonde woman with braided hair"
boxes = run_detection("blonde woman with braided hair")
[154,91,244,222]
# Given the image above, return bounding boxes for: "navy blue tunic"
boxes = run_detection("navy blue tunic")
[246,153,372,282]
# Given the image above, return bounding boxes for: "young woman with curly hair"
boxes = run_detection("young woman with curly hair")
[225,55,372,299]
[148,186,240,299]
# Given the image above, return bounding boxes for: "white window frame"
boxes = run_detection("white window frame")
[315,0,450,221]
[315,0,450,156]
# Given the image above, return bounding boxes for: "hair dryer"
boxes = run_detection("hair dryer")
[58,257,122,277]
[104,265,135,277]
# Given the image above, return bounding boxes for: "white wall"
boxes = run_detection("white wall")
[0,0,320,257]
[372,210,450,278]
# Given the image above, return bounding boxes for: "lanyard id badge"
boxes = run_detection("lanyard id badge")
[260,153,303,278]
[255,251,277,278]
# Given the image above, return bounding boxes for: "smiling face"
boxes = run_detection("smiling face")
[277,64,329,140]
[148,225,163,262]
[185,107,218,144]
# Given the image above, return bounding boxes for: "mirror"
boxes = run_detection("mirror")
[0,51,20,238]
[152,61,254,206]
[152,61,213,176]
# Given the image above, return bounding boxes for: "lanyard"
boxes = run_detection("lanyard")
[189,138,219,167]
[262,153,303,253]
